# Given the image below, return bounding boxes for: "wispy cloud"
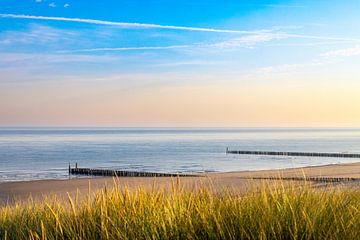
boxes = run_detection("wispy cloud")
[209,32,288,49]
[60,31,360,53]
[48,2,56,8]
[0,24,78,45]
[284,33,360,43]
[58,30,287,53]
[250,53,346,77]
[0,14,258,34]
[321,45,360,57]
[0,65,219,86]
[264,4,305,9]
[0,52,119,67]
[64,3,70,8]
[254,59,333,75]
[266,41,355,47]
[153,60,228,67]
[62,32,289,53]
[61,36,281,53]
[63,45,192,53]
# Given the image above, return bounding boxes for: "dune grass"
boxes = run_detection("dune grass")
[0,179,359,240]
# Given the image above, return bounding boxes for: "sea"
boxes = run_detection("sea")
[1,128,360,182]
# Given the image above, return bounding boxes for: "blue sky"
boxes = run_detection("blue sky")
[0,1,360,126]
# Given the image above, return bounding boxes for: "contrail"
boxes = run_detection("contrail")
[284,33,360,43]
[0,13,256,34]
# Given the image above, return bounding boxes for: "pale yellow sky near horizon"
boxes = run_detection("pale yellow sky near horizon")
[1,78,360,127]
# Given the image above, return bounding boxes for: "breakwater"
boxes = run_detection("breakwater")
[69,163,198,177]
[226,149,360,158]
[242,176,359,183]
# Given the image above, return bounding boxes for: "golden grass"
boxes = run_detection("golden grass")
[0,179,359,239]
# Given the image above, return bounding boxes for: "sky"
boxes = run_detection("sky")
[0,0,360,127]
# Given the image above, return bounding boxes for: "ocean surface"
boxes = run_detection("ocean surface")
[1,128,360,182]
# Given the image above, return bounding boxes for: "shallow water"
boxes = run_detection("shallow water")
[1,128,360,182]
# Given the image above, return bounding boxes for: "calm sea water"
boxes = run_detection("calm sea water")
[1,128,360,182]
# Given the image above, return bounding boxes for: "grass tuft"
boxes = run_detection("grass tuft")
[0,179,359,239]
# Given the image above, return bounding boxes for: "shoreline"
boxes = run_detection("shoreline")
[214,161,360,175]
[3,160,360,183]
[1,161,359,205]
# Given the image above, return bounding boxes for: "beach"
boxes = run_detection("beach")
[1,162,359,205]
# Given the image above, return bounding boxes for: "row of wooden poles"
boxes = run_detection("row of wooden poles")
[68,164,359,183]
[243,176,359,183]
[69,163,196,177]
[226,148,360,158]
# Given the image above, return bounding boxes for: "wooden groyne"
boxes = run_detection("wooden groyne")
[242,176,360,183]
[226,148,360,158]
[69,163,197,177]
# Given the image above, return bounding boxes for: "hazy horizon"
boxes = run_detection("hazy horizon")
[1,1,360,127]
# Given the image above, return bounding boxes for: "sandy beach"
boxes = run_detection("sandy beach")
[1,162,359,205]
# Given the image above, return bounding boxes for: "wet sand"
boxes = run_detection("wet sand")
[1,162,359,205]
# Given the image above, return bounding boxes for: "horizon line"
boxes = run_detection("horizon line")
[0,126,359,129]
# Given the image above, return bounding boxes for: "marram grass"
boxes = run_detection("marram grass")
[0,179,359,240]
